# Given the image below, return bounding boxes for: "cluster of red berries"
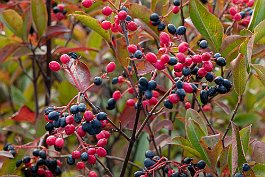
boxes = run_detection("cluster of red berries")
[228,0,254,25]
[52,4,67,21]
[134,150,211,177]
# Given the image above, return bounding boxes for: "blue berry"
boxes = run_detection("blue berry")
[36,158,45,166]
[216,57,226,66]
[148,80,157,90]
[48,111,60,121]
[151,20,161,26]
[167,24,177,34]
[176,26,186,35]
[55,167,62,175]
[134,50,143,59]
[16,159,22,167]
[45,122,54,131]
[67,155,75,165]
[78,103,86,112]
[39,150,46,159]
[96,112,107,120]
[164,99,173,109]
[59,117,67,127]
[91,119,102,128]
[112,77,118,84]
[234,173,243,177]
[182,67,191,76]
[157,22,166,31]
[199,40,208,49]
[126,15,132,21]
[150,13,160,22]
[139,77,149,88]
[168,57,178,65]
[81,152,89,161]
[22,156,31,163]
[176,80,183,89]
[144,158,155,168]
[31,165,38,173]
[191,66,199,75]
[70,105,79,114]
[173,0,181,6]
[145,90,153,99]
[94,77,102,86]
[32,149,40,157]
[206,174,213,177]
[68,52,78,59]
[190,83,198,92]
[107,98,116,110]
[82,122,92,132]
[214,53,221,58]
[197,160,206,169]
[183,157,193,164]
[176,88,186,101]
[74,113,82,123]
[208,86,217,96]
[134,171,144,177]
[53,119,61,128]
[171,172,180,177]
[205,72,214,82]
[145,150,155,159]
[200,90,208,104]
[217,85,227,94]
[214,76,224,85]
[223,79,232,90]
[44,107,55,115]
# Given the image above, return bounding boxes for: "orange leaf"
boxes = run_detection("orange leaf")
[10,105,35,123]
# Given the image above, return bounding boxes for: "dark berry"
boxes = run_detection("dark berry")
[216,57,226,66]
[188,165,196,176]
[157,22,166,31]
[68,52,78,59]
[74,113,82,123]
[78,103,86,112]
[107,98,116,110]
[173,0,181,6]
[234,173,243,177]
[240,11,246,18]
[70,105,79,114]
[62,9,67,15]
[208,86,217,96]
[148,80,157,90]
[205,72,214,82]
[176,89,186,101]
[82,122,92,132]
[32,149,40,157]
[48,111,60,121]
[91,119,102,128]
[9,150,16,156]
[199,40,208,49]
[134,171,144,177]
[81,152,89,161]
[217,85,227,94]
[55,167,62,175]
[206,174,213,177]
[223,79,232,90]
[96,112,107,120]
[167,24,177,34]
[145,90,153,99]
[202,83,208,90]
[200,90,208,104]
[39,150,46,159]
[53,119,60,128]
[22,156,31,163]
[176,80,183,89]
[197,160,206,169]
[139,77,149,88]
[53,6,60,13]
[59,117,67,127]
[144,158,155,168]
[126,15,132,21]
[164,99,173,109]
[214,53,221,58]
[3,143,10,151]
[145,150,155,159]
[176,26,186,35]
[182,67,191,76]
[190,83,198,92]
[150,13,160,22]
[94,77,102,86]
[200,0,208,3]
[171,172,179,177]
[36,158,45,166]
[214,76,224,85]
[44,107,54,115]
[151,20,161,26]
[242,163,251,171]
[16,159,22,167]
[183,157,193,164]
[45,122,54,131]
[112,77,118,84]
[31,165,38,173]
[134,50,143,59]
[191,66,199,75]
[168,57,178,65]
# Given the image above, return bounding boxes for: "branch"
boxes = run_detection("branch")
[96,157,114,177]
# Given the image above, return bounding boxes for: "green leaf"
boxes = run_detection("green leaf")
[31,0,47,36]
[230,53,247,95]
[185,108,208,134]
[248,0,265,31]
[220,35,246,64]
[151,0,169,16]
[72,13,110,42]
[253,20,265,44]
[251,64,265,86]
[189,0,223,51]
[0,9,23,38]
[87,31,102,60]
[253,164,265,177]
[134,132,149,164]
[185,118,210,165]
[169,136,201,158]
[239,125,251,155]
[234,113,260,127]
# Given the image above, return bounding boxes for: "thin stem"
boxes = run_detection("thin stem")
[96,157,114,177]
[222,95,243,147]
[32,57,39,119]
[212,0,217,14]
[193,93,216,134]
[180,0,188,42]
[18,58,33,81]
[107,118,130,141]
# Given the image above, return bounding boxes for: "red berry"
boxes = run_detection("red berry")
[149,97,158,105]
[234,13,242,21]
[101,21,111,30]
[87,155,96,164]
[160,32,170,46]
[97,138,107,147]
[155,60,166,70]
[202,52,211,61]
[247,0,254,7]
[89,171,98,177]
[72,150,81,159]
[174,72,182,77]
[158,47,167,54]
[160,54,170,64]
[142,100,149,108]
[65,124,75,135]
[185,102,191,109]
[76,161,85,169]
[152,90,160,98]
[111,24,119,33]
[178,42,189,53]
[172,6,180,14]
[197,68,207,77]
[102,6,113,16]
[87,148,96,155]
[55,138,64,148]
[229,7,237,16]
[101,130,111,138]
[232,0,240,4]
[145,52,157,63]
[66,115,74,124]
[118,76,124,83]
[192,54,202,63]
[82,0,93,8]
[174,63,184,72]
[184,57,193,66]
[183,82,193,93]
[57,4,64,11]
[203,61,214,72]
[101,120,107,128]
[60,54,70,64]
[37,168,45,175]
[126,99,135,106]
[96,133,105,140]
[46,135,56,146]
[127,44,137,53]
[128,87,134,94]
[84,111,94,121]
[49,61,61,72]
[176,53,186,63]
[106,61,116,73]
[202,104,212,112]
[44,170,53,177]
[118,10,127,20]
[127,21,138,31]
[77,126,86,137]
[55,13,65,21]
[168,94,179,104]
[112,90,121,101]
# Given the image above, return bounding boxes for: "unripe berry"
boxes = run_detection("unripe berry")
[46,135,56,146]
[247,0,254,7]
[149,97,158,105]
[97,138,108,147]
[65,124,75,135]
[118,10,127,20]
[106,61,116,73]
[97,147,107,157]
[76,161,85,169]
[192,54,203,63]
[203,61,214,72]
[101,21,111,30]
[168,94,179,104]
[234,13,242,21]
[127,21,138,31]
[127,44,137,53]
[49,61,61,72]
[102,6,113,16]
[88,155,96,164]
[185,102,191,109]
[159,32,170,46]
[55,138,64,148]
[87,148,96,155]
[178,42,189,53]
[202,104,212,112]
[155,60,166,70]
[60,54,70,64]
[126,99,135,106]
[229,7,237,16]
[66,115,74,124]
[172,6,180,14]
[176,53,186,63]
[112,90,121,101]
[96,132,105,140]
[77,126,86,137]
[128,87,134,94]
[145,52,157,63]
[184,57,193,66]
[202,52,211,61]
[84,111,94,121]
[72,150,81,159]
[160,54,170,64]
[89,171,98,177]
[101,130,111,138]
[183,82,193,93]
[118,76,124,83]
[197,68,207,77]
[82,0,93,8]
[174,63,184,72]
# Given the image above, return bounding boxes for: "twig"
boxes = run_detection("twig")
[18,58,33,81]
[193,93,216,134]
[32,56,39,118]
[96,157,114,177]
[212,0,217,14]
[106,155,142,169]
[180,0,188,42]
[222,95,243,147]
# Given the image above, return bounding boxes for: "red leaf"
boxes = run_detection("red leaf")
[0,151,14,159]
[64,61,91,91]
[52,47,99,56]
[0,44,21,63]
[10,105,35,123]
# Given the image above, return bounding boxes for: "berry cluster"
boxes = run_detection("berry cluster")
[134,150,210,177]
[228,0,254,25]
[52,4,67,21]
[16,150,62,177]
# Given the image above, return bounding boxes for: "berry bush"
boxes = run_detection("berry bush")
[0,0,265,176]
